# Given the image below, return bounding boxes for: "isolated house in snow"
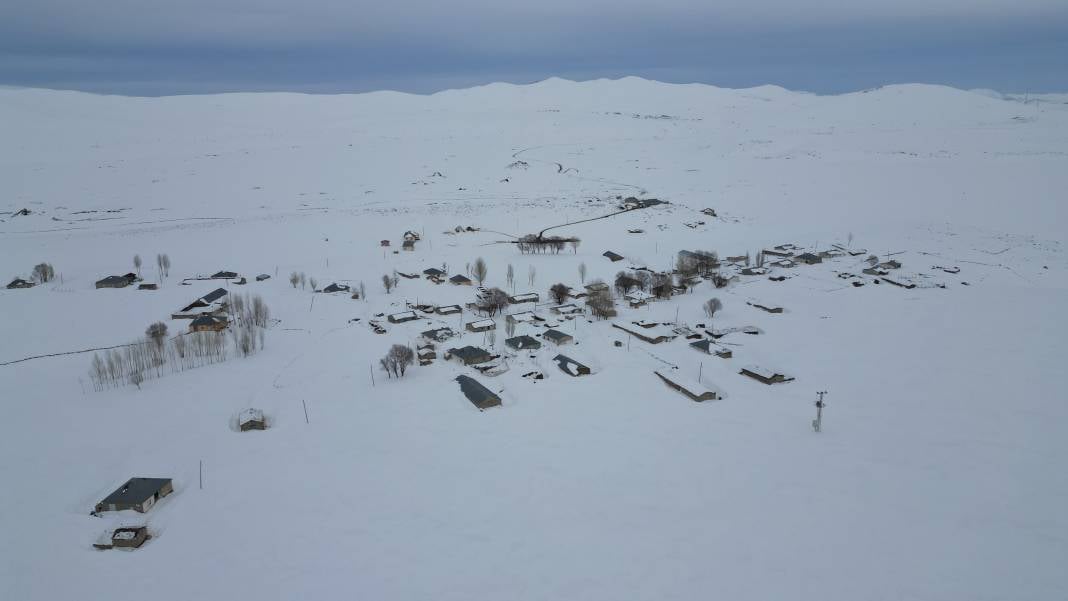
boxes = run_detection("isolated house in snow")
[655,370,723,402]
[95,275,135,289]
[211,270,239,279]
[321,283,350,293]
[94,478,173,513]
[603,251,624,262]
[543,329,573,345]
[255,274,271,281]
[747,300,784,314]
[553,354,591,376]
[505,335,541,351]
[6,278,34,289]
[739,365,794,385]
[466,318,495,333]
[380,240,390,247]
[189,314,228,333]
[403,230,421,242]
[446,346,493,366]
[239,408,266,431]
[455,375,501,410]
[450,274,472,285]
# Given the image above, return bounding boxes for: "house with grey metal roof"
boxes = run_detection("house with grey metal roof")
[94,478,173,513]
[455,375,501,410]
[543,329,574,345]
[505,335,541,351]
[553,354,591,376]
[446,346,493,365]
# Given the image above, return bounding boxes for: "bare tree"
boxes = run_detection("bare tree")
[133,254,142,277]
[382,274,394,294]
[289,272,300,288]
[578,262,587,284]
[359,281,366,301]
[586,283,615,319]
[145,321,168,348]
[309,277,318,291]
[704,298,723,318]
[506,264,514,289]
[505,317,516,338]
[755,251,765,268]
[614,271,640,295]
[31,263,55,283]
[299,272,307,290]
[478,287,511,316]
[528,265,536,286]
[569,238,581,254]
[156,254,164,278]
[472,257,488,285]
[867,254,879,266]
[161,253,171,277]
[380,344,415,378]
[549,283,570,304]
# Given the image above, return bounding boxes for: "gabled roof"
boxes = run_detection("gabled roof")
[96,275,129,286]
[689,339,713,352]
[98,478,172,506]
[449,274,472,283]
[455,375,501,409]
[322,283,350,293]
[200,288,228,303]
[449,345,492,362]
[423,268,445,276]
[239,408,264,425]
[421,327,454,341]
[603,251,624,261]
[544,329,572,343]
[553,354,590,376]
[211,271,238,279]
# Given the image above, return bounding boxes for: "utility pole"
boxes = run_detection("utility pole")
[813,391,828,433]
[199,460,203,490]
[303,399,310,424]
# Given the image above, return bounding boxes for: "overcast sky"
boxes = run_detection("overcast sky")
[1,0,1065,95]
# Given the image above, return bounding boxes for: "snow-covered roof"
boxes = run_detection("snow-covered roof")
[389,311,417,320]
[553,303,582,314]
[510,293,539,302]
[741,365,783,379]
[239,408,264,424]
[625,290,654,302]
[655,370,724,400]
[469,318,495,328]
[506,311,536,322]
[112,530,139,541]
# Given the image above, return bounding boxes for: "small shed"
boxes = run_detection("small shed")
[455,375,501,410]
[189,314,228,333]
[256,274,271,281]
[380,240,391,247]
[466,318,495,333]
[655,370,723,402]
[423,268,446,278]
[211,271,239,279]
[505,335,541,351]
[138,283,158,290]
[239,408,266,431]
[739,365,794,385]
[747,300,784,314]
[421,327,455,342]
[95,478,174,513]
[543,329,574,345]
[436,304,462,315]
[95,526,150,550]
[603,251,624,262]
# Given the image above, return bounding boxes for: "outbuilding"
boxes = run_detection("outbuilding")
[603,251,624,262]
[505,335,542,351]
[6,278,35,289]
[189,314,228,333]
[655,370,723,402]
[739,365,794,385]
[387,311,419,323]
[455,375,502,410]
[446,346,493,365]
[450,274,473,285]
[239,408,266,431]
[466,318,495,333]
[543,329,573,345]
[553,354,591,376]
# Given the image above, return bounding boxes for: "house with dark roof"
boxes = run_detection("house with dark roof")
[239,408,266,431]
[189,314,227,333]
[211,270,239,279]
[6,278,34,289]
[689,339,732,358]
[543,329,574,345]
[255,274,271,281]
[603,251,624,262]
[508,292,539,304]
[94,478,173,513]
[321,283,350,293]
[450,274,472,285]
[421,327,455,343]
[423,267,446,278]
[455,375,501,410]
[505,335,541,351]
[553,354,591,376]
[173,288,228,319]
[446,346,493,365]
[95,274,136,289]
[796,252,822,265]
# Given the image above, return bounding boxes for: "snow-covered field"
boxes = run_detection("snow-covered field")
[1,78,1066,600]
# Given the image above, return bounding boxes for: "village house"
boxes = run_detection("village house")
[436,304,462,315]
[508,292,539,304]
[612,322,677,344]
[551,303,583,315]
[403,230,421,242]
[741,266,768,276]
[172,288,228,319]
[584,282,610,294]
[6,277,35,289]
[421,327,455,343]
[763,248,793,258]
[449,274,472,285]
[321,283,350,293]
[423,267,446,278]
[881,276,917,289]
[624,290,654,307]
[418,347,436,365]
[455,375,502,410]
[602,250,624,262]
[387,311,419,324]
[189,314,228,333]
[506,311,537,326]
[380,240,390,247]
[863,266,889,276]
[655,370,724,402]
[770,259,796,269]
[211,270,239,279]
[466,318,495,333]
[256,274,271,281]
[726,254,749,265]
[446,346,493,366]
[505,335,542,351]
[94,478,174,513]
[553,354,591,376]
[796,252,822,265]
[239,408,266,431]
[739,365,795,385]
[95,274,137,289]
[543,329,574,345]
[689,339,733,358]
[138,283,158,290]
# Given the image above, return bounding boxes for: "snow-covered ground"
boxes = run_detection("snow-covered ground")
[1,78,1066,600]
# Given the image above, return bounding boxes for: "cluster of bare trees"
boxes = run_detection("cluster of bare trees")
[613,270,674,298]
[585,281,616,319]
[31,262,55,283]
[289,271,309,289]
[382,272,399,293]
[676,250,719,277]
[476,287,510,316]
[516,235,579,255]
[379,344,414,378]
[88,297,270,391]
[155,254,172,278]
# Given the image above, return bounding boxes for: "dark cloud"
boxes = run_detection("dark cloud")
[0,0,1065,94]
